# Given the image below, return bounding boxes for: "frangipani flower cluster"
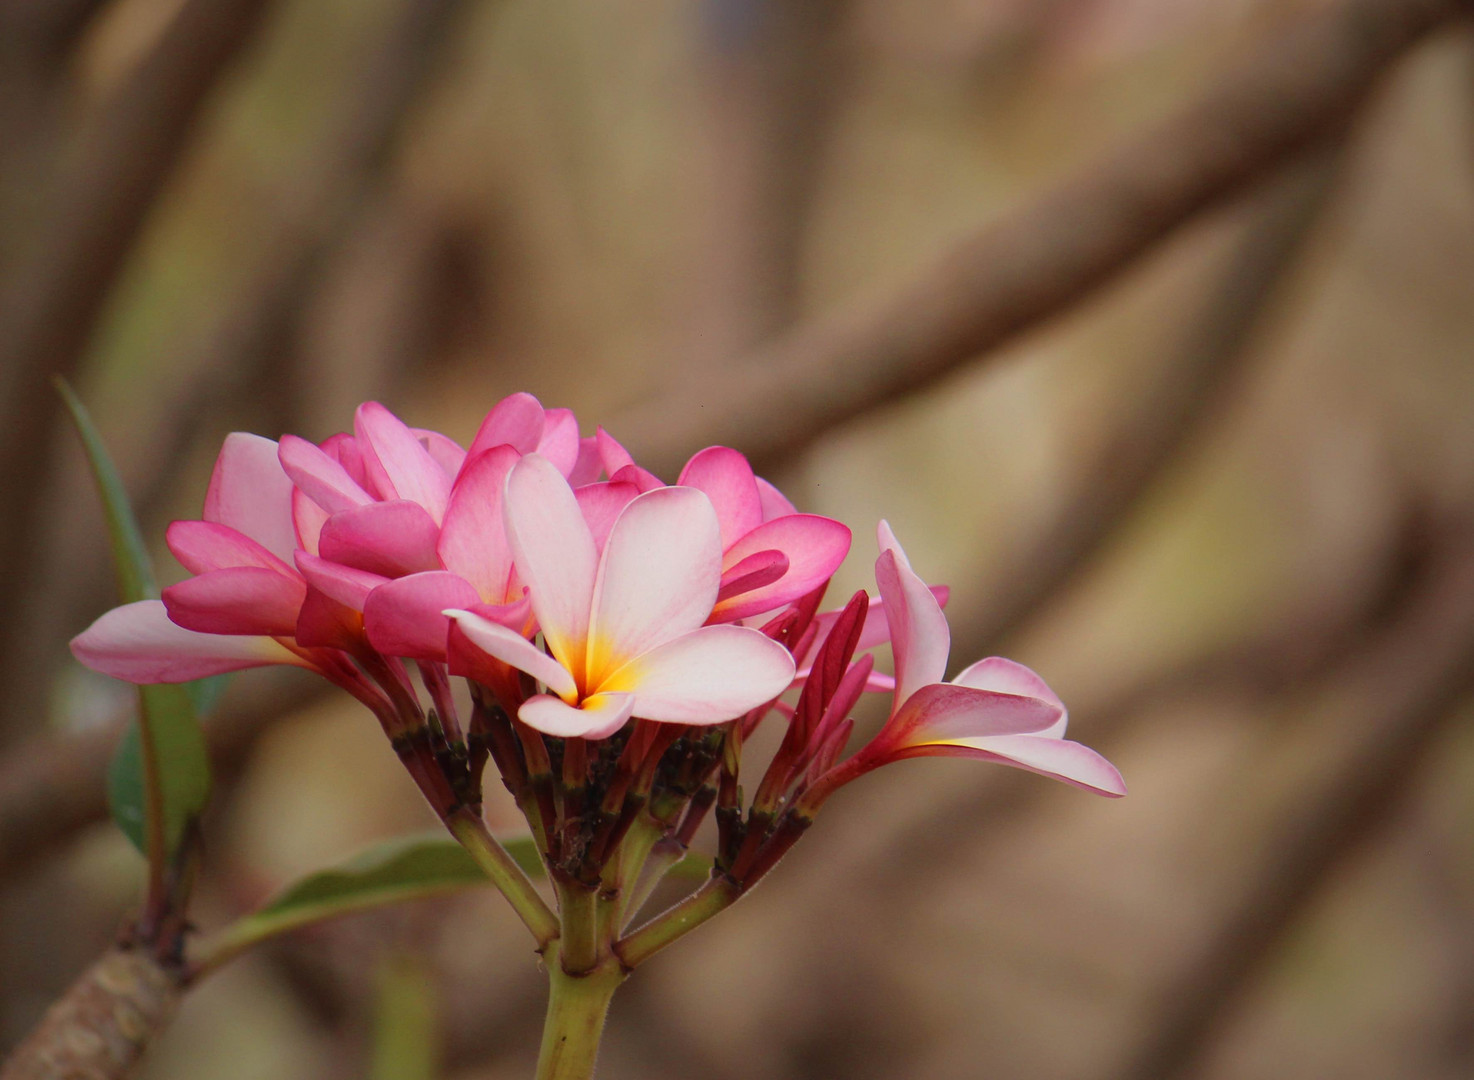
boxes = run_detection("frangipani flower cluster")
[72,393,1122,973]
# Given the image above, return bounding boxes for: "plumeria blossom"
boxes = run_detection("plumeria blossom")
[69,390,1122,1029]
[70,432,386,709]
[594,432,853,627]
[799,523,1125,809]
[445,454,795,738]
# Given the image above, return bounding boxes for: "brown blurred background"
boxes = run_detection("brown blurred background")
[3,0,1474,1076]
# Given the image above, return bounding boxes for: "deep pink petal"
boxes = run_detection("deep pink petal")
[295,587,365,650]
[163,567,306,636]
[610,463,663,493]
[412,428,467,479]
[678,446,762,551]
[203,433,298,563]
[952,657,1068,738]
[445,609,576,700]
[279,434,374,515]
[716,550,788,605]
[538,408,581,476]
[756,477,797,520]
[574,481,639,554]
[596,427,635,475]
[875,545,949,711]
[880,682,1062,748]
[321,433,370,488]
[587,486,722,682]
[518,692,633,739]
[295,551,389,612]
[318,500,441,578]
[467,393,545,458]
[710,514,851,623]
[353,402,453,523]
[363,572,482,661]
[292,488,329,556]
[71,600,303,682]
[568,436,602,485]
[598,625,794,724]
[503,454,598,674]
[894,734,1126,797]
[166,520,297,577]
[439,446,520,601]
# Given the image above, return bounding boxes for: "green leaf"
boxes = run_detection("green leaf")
[196,834,510,973]
[59,379,214,866]
[55,378,156,603]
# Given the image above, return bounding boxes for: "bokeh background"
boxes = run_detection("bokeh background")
[3,0,1474,1077]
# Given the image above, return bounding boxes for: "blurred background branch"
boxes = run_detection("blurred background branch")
[2,0,1473,1076]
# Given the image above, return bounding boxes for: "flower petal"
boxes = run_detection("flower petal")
[587,486,722,682]
[203,433,298,563]
[445,608,577,700]
[163,567,306,636]
[439,446,520,601]
[71,600,303,682]
[596,427,635,475]
[502,454,598,674]
[537,407,581,476]
[467,392,545,458]
[279,434,373,515]
[166,520,297,577]
[295,551,389,611]
[756,477,796,520]
[413,428,467,479]
[318,500,441,578]
[899,734,1126,797]
[678,446,762,551]
[881,682,1062,747]
[519,692,634,739]
[568,435,602,486]
[875,544,949,710]
[354,402,453,523]
[952,657,1068,738]
[710,514,851,623]
[363,572,482,660]
[610,462,664,493]
[574,481,639,555]
[716,550,788,605]
[292,488,329,556]
[598,624,795,724]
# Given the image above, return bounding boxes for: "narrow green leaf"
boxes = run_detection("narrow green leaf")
[58,379,214,866]
[196,834,510,973]
[55,378,156,603]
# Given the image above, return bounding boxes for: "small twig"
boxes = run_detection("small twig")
[614,0,1469,476]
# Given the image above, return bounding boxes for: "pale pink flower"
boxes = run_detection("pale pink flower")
[445,454,795,739]
[802,523,1125,806]
[593,433,852,624]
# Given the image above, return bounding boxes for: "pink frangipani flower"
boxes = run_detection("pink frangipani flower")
[800,523,1125,809]
[445,454,795,739]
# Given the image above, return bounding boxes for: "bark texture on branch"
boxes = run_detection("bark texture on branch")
[0,949,182,1080]
[615,0,1468,476]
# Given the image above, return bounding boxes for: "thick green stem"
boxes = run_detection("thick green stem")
[447,812,560,950]
[555,876,601,974]
[536,950,625,1080]
[615,875,740,969]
